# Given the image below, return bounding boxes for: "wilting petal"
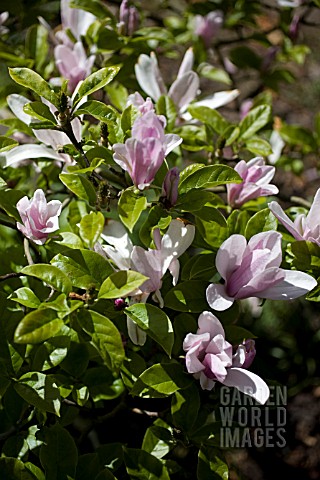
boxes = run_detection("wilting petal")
[168,71,200,113]
[223,367,270,404]
[215,234,247,280]
[206,283,234,311]
[268,201,304,241]
[257,269,317,300]
[135,53,167,102]
[197,311,225,338]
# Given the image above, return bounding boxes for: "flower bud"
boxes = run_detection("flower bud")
[114,298,128,311]
[119,0,139,36]
[161,167,180,208]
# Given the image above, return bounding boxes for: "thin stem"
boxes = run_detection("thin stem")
[0,272,22,283]
[24,238,34,265]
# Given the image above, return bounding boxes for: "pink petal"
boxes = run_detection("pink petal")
[135,53,167,102]
[206,283,234,311]
[257,269,317,300]
[168,71,199,112]
[177,48,194,78]
[268,201,304,241]
[223,367,270,404]
[215,234,247,280]
[197,311,225,338]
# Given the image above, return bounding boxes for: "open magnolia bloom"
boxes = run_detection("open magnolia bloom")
[56,0,96,47]
[183,311,270,404]
[16,189,62,245]
[206,231,317,311]
[227,157,279,208]
[269,188,320,245]
[2,93,83,168]
[135,48,239,119]
[99,219,195,344]
[113,110,182,190]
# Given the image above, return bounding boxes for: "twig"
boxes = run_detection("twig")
[0,272,22,283]
[23,238,34,265]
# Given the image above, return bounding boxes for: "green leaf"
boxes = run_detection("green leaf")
[70,0,115,20]
[171,383,200,432]
[164,281,209,312]
[79,211,105,248]
[181,253,217,281]
[59,173,97,204]
[156,95,177,130]
[0,136,19,152]
[142,419,174,459]
[123,448,170,480]
[197,447,229,480]
[73,100,119,123]
[14,372,61,416]
[40,424,78,480]
[279,124,317,152]
[187,106,229,135]
[21,264,72,294]
[98,271,148,299]
[291,241,320,273]
[118,189,147,233]
[26,24,49,73]
[14,309,64,344]
[10,287,41,308]
[125,303,174,357]
[78,310,125,371]
[9,68,59,107]
[245,208,278,239]
[73,66,120,108]
[131,362,192,397]
[224,325,256,344]
[139,205,171,247]
[23,101,56,124]
[238,105,271,140]
[51,249,113,289]
[0,458,36,480]
[198,63,232,85]
[245,137,272,156]
[179,165,241,194]
[33,337,70,371]
[177,190,221,212]
[0,188,26,220]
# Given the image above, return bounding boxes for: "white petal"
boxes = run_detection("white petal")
[197,311,225,338]
[7,94,31,124]
[268,201,304,241]
[223,367,270,404]
[258,269,317,300]
[206,283,234,311]
[168,71,199,112]
[177,48,194,78]
[164,134,182,156]
[193,89,239,110]
[215,234,247,280]
[0,144,64,168]
[135,53,167,102]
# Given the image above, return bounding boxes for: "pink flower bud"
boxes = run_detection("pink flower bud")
[161,167,180,208]
[16,189,62,245]
[194,11,223,48]
[119,0,139,36]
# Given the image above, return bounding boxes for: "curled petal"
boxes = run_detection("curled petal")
[257,269,317,300]
[215,234,247,280]
[269,201,304,240]
[223,367,270,404]
[206,283,234,311]
[197,311,225,338]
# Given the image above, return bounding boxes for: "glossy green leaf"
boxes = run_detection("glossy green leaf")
[142,419,174,459]
[156,95,177,130]
[125,303,174,356]
[238,105,271,140]
[10,287,41,308]
[164,281,209,312]
[14,308,64,344]
[291,241,320,273]
[118,189,147,233]
[178,165,241,194]
[59,173,97,204]
[83,366,124,401]
[245,137,272,156]
[51,249,113,289]
[98,270,148,299]
[197,446,229,480]
[9,68,59,107]
[79,211,105,248]
[188,105,229,135]
[23,101,56,124]
[78,310,125,371]
[123,447,170,480]
[73,66,120,108]
[0,458,36,480]
[33,336,70,371]
[14,372,61,416]
[131,362,192,397]
[0,136,19,152]
[224,325,257,344]
[245,208,278,239]
[21,264,72,294]
[73,100,119,123]
[70,0,115,19]
[171,383,200,432]
[40,424,78,480]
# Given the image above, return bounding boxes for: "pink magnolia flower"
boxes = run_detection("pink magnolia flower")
[99,219,195,344]
[126,92,155,115]
[118,0,139,36]
[269,188,320,245]
[194,11,223,48]
[227,157,279,208]
[206,231,317,311]
[183,311,269,404]
[113,111,182,190]
[54,41,95,93]
[16,189,62,245]
[56,0,96,47]
[135,48,239,118]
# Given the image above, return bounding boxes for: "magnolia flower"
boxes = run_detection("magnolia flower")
[227,157,279,208]
[100,219,195,344]
[183,311,270,404]
[56,0,96,47]
[206,231,317,311]
[269,189,320,245]
[113,110,182,190]
[126,92,155,115]
[54,41,95,93]
[135,48,239,118]
[268,130,285,165]
[16,189,62,245]
[118,0,139,36]
[194,11,223,48]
